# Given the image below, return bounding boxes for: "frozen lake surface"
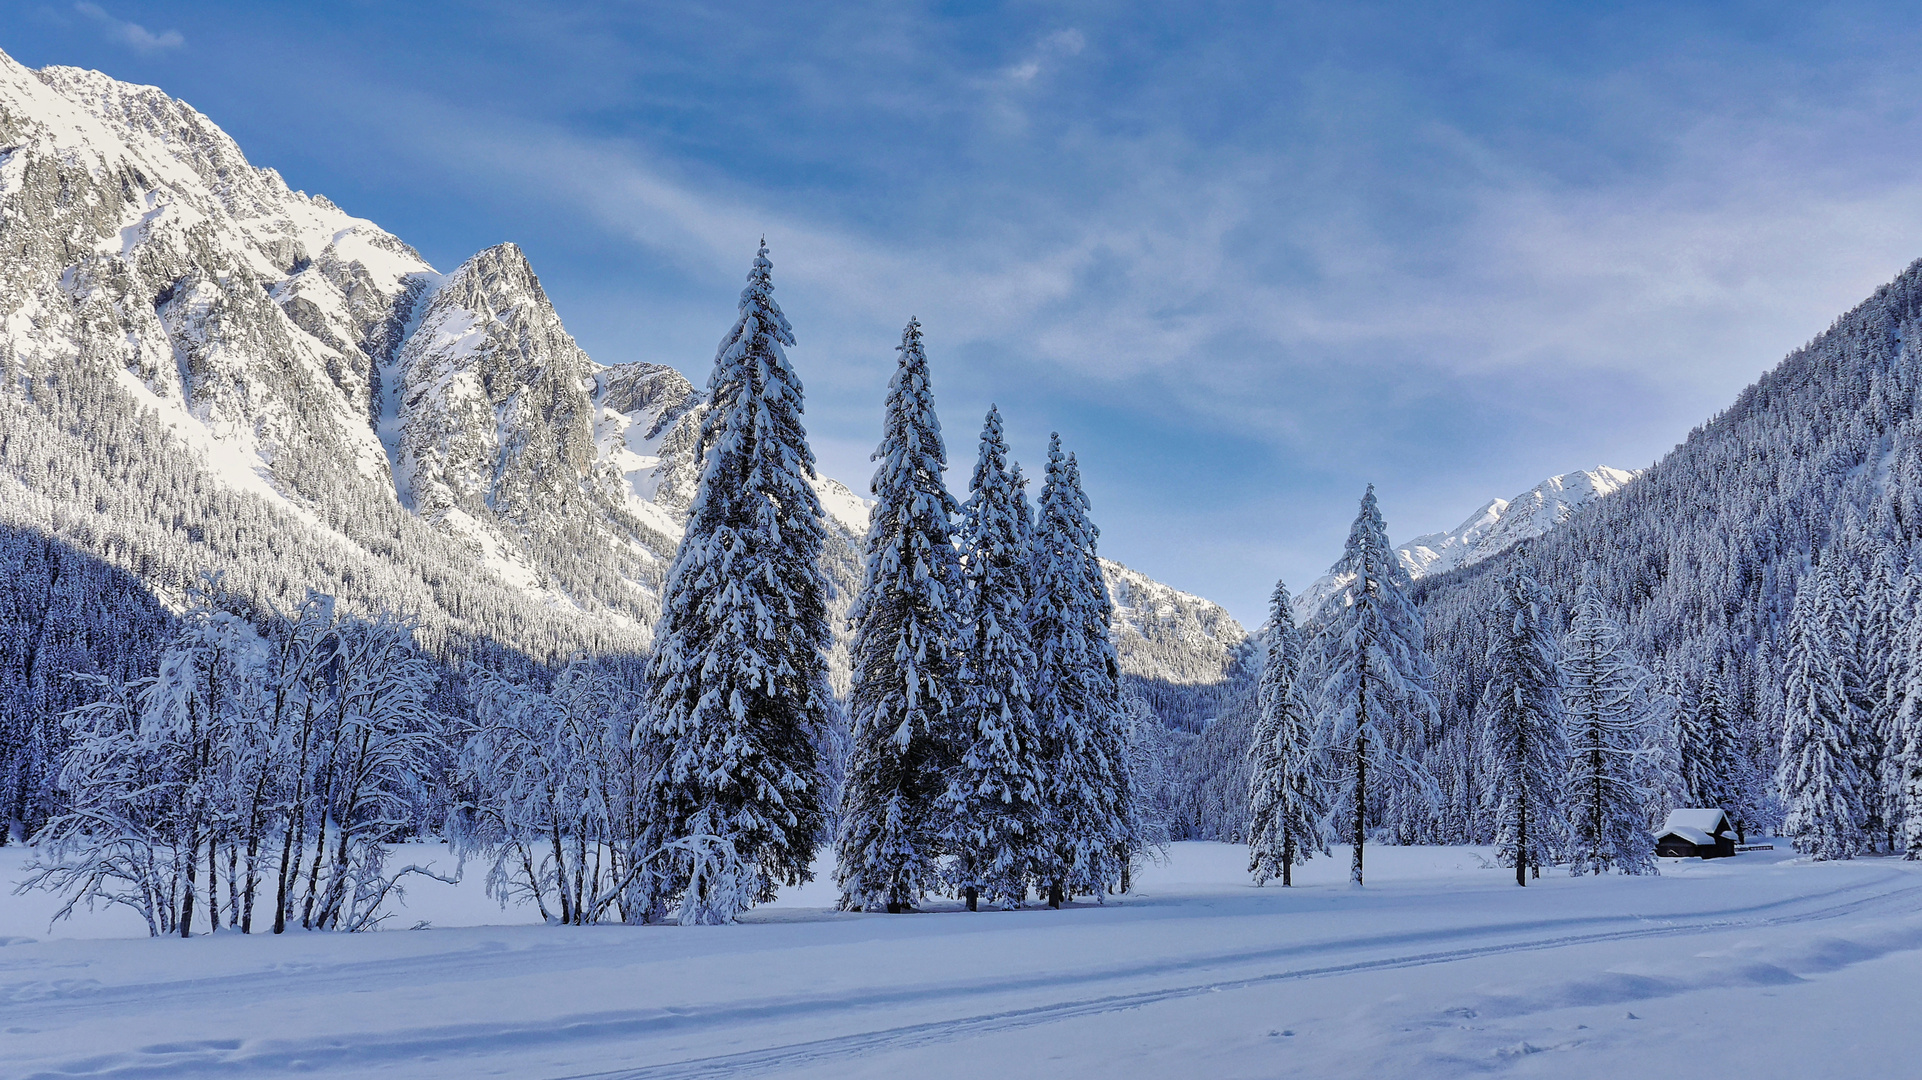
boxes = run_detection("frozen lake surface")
[4,841,1919,1078]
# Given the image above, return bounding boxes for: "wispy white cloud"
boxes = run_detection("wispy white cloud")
[74,2,183,53]
[1004,28,1085,84]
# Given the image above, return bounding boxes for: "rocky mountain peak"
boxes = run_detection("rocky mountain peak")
[392,243,598,530]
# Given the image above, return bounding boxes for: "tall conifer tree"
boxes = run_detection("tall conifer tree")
[1889,610,1922,859]
[1304,486,1439,885]
[1476,558,1568,885]
[1248,579,1326,886]
[1561,576,1657,875]
[1778,553,1864,860]
[835,318,964,913]
[1030,436,1130,906]
[940,406,1047,909]
[642,243,833,920]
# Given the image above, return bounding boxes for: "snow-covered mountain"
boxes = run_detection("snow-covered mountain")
[0,49,867,661]
[1102,561,1252,731]
[1292,467,1637,624]
[0,51,1233,720]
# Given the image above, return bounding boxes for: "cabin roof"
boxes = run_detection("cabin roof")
[1658,825,1716,847]
[1660,808,1731,836]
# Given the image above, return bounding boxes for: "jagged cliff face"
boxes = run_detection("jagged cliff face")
[0,57,422,503]
[394,245,598,530]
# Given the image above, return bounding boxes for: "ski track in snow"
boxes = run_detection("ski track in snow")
[6,852,1922,1079]
[564,874,1922,1080]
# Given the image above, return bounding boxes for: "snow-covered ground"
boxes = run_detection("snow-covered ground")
[4,841,1920,1078]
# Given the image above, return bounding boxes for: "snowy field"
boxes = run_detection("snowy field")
[4,842,1921,1079]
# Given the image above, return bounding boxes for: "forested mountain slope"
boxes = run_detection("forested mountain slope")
[1415,259,1922,792]
[1101,560,1252,733]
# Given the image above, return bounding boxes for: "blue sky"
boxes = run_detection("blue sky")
[7,2,1922,626]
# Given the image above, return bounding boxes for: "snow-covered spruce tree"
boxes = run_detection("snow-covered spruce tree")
[1560,577,1657,876]
[1890,608,1922,859]
[1029,436,1131,906]
[834,318,965,914]
[642,242,833,922]
[1476,558,1568,885]
[1776,554,1864,860]
[1247,578,1327,886]
[1839,529,1901,848]
[1636,665,1689,834]
[1120,690,1177,860]
[1303,486,1439,885]
[939,406,1049,910]
[1067,452,1146,892]
[1676,664,1762,839]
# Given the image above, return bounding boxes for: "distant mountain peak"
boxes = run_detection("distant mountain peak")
[1293,466,1637,624]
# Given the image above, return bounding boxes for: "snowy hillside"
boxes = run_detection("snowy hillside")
[1102,560,1252,730]
[0,49,877,628]
[1293,466,1636,624]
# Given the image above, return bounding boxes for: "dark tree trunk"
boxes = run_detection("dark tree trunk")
[206,837,221,932]
[1516,796,1528,887]
[965,885,978,912]
[1352,646,1369,887]
[1049,879,1063,909]
[180,825,197,939]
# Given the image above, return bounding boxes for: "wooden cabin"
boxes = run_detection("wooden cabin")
[1654,808,1737,859]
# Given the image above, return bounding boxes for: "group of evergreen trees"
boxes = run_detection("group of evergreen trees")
[1246,492,1666,886]
[16,244,1146,931]
[1250,478,1922,878]
[1774,528,1922,860]
[621,248,1146,917]
[830,319,1143,912]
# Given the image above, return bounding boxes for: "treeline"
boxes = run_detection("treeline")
[1184,259,1922,867]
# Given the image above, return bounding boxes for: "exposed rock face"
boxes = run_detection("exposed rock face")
[394,244,596,526]
[1,55,429,504]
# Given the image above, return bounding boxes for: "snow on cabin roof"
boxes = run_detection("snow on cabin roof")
[1660,826,1717,847]
[1660,808,1731,836]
